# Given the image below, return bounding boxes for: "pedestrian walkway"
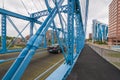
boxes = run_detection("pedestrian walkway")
[67,45,120,80]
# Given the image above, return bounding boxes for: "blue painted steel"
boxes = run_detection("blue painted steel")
[0,8,42,24]
[7,16,26,41]
[1,15,7,53]
[1,0,89,79]
[0,8,32,21]
[52,24,67,61]
[75,0,85,54]
[55,0,67,46]
[46,0,89,79]
[66,0,75,65]
[7,22,29,49]
[32,5,68,19]
[0,60,6,64]
[0,9,42,53]
[75,14,84,54]
[30,14,34,37]
[45,0,56,45]
[0,57,17,64]
[3,0,64,79]
[46,63,71,80]
[45,0,67,61]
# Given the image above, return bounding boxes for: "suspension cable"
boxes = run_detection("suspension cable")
[37,0,46,21]
[2,0,5,8]
[31,0,39,11]
[20,0,30,15]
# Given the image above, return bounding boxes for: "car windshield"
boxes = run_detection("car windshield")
[51,44,59,47]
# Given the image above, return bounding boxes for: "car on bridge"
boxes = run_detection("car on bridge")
[47,44,65,54]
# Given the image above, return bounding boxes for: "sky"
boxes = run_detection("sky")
[86,0,112,38]
[0,0,112,38]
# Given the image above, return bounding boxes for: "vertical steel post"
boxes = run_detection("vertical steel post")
[74,0,85,55]
[67,0,75,65]
[75,14,84,54]
[45,0,55,45]
[1,15,7,53]
[30,15,34,37]
[75,15,81,54]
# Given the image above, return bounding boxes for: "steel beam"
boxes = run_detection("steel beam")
[75,0,85,54]
[45,0,55,45]
[0,8,32,21]
[7,16,26,41]
[32,5,68,19]
[0,8,42,24]
[1,15,7,53]
[66,0,75,65]
[7,22,29,50]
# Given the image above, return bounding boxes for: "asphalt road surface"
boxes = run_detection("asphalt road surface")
[0,49,64,80]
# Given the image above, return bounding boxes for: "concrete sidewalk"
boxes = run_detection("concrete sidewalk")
[67,45,120,80]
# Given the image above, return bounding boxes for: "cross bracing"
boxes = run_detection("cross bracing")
[0,0,89,79]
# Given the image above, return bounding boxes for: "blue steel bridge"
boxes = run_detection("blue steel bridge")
[0,0,120,80]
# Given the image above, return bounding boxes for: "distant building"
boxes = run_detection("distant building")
[108,0,120,45]
[46,30,52,42]
[92,20,108,43]
[89,33,92,40]
[14,38,26,46]
[46,30,57,43]
[25,35,30,40]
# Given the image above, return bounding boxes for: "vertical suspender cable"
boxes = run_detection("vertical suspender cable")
[32,0,39,11]
[20,0,30,15]
[2,0,5,8]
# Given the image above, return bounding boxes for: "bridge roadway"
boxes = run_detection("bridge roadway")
[1,45,120,80]
[0,49,64,80]
[67,44,120,80]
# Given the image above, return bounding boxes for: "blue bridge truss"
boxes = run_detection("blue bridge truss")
[0,0,89,80]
